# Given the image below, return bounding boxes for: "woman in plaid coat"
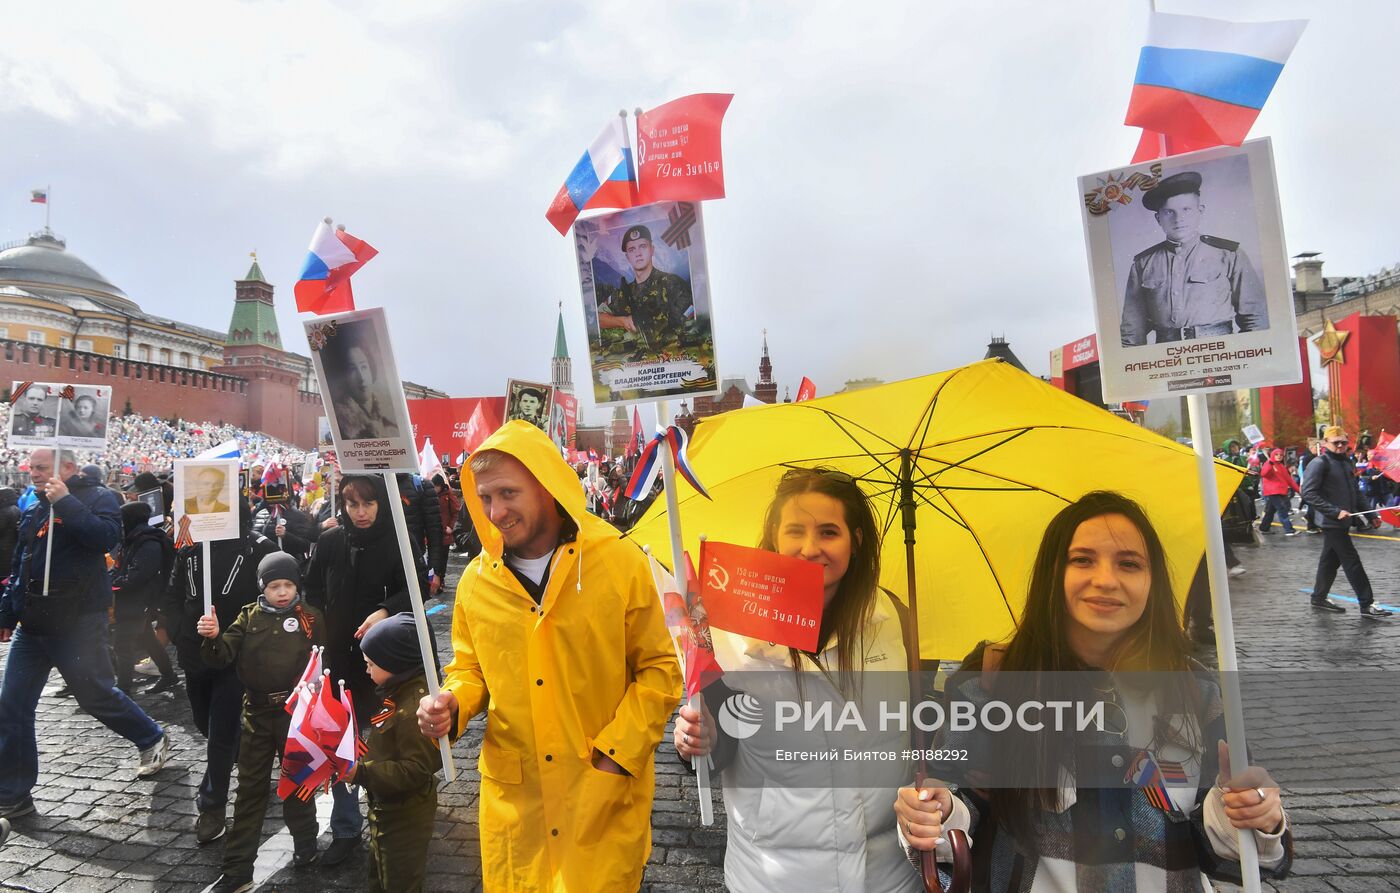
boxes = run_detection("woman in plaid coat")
[895,491,1291,891]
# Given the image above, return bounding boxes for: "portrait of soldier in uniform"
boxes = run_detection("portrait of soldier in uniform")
[596,225,696,360]
[10,384,57,439]
[504,380,554,433]
[1120,170,1269,347]
[323,324,401,440]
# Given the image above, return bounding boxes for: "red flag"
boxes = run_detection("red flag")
[1131,129,1223,163]
[306,673,350,753]
[626,407,644,458]
[636,93,733,204]
[279,679,335,801]
[1373,432,1400,484]
[293,220,378,315]
[795,377,816,403]
[462,402,493,454]
[699,540,825,652]
[679,552,724,699]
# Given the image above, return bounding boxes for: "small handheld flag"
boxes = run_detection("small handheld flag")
[545,117,637,235]
[294,218,379,315]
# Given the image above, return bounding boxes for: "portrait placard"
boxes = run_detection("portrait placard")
[504,379,554,434]
[574,201,720,407]
[1079,138,1300,402]
[551,391,578,449]
[305,307,417,473]
[173,458,240,543]
[8,382,63,449]
[138,487,165,519]
[56,385,111,451]
[317,416,333,448]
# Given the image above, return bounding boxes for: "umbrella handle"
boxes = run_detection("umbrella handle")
[921,829,971,893]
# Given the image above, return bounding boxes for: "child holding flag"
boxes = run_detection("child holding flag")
[342,613,441,893]
[198,553,325,893]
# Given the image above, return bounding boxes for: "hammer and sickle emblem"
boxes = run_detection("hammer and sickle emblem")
[706,563,730,593]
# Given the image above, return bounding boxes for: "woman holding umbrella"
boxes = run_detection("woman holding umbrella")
[895,491,1291,890]
[304,474,422,868]
[673,467,926,892]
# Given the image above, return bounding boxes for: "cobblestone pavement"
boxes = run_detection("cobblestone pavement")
[1,525,1396,892]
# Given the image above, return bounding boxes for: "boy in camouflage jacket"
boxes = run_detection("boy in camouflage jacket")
[198,553,324,893]
[346,612,440,893]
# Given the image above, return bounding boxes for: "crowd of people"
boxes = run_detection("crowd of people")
[10,412,1397,889]
[0,403,313,489]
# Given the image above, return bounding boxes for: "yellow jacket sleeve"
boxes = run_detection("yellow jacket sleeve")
[443,565,489,738]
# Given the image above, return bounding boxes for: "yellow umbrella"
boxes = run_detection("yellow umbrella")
[628,359,1243,661]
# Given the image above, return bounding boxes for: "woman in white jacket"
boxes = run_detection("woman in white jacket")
[674,467,924,893]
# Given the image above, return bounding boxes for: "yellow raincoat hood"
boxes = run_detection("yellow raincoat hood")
[444,419,682,893]
[458,420,590,561]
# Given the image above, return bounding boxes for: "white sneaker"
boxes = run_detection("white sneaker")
[1228,565,1247,577]
[132,658,162,678]
[136,733,170,778]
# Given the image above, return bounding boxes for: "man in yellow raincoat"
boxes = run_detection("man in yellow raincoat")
[417,421,681,892]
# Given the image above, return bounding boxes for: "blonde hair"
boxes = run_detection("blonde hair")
[468,450,512,476]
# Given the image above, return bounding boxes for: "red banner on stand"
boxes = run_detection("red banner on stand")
[699,541,824,652]
[407,397,506,459]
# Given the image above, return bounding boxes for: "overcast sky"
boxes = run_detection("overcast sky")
[1,0,1395,424]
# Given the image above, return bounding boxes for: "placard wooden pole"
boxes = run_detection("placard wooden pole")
[656,400,713,825]
[202,541,213,617]
[383,472,456,782]
[42,449,60,597]
[1188,393,1262,892]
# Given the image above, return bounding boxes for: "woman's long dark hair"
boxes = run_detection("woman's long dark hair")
[757,467,881,696]
[986,491,1197,844]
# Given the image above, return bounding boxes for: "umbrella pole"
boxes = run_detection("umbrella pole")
[657,400,714,826]
[900,450,969,893]
[1187,394,1262,892]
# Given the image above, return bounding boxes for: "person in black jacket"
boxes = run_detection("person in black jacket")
[1301,426,1392,619]
[165,502,278,844]
[0,451,169,821]
[396,473,445,595]
[304,473,424,866]
[112,502,178,694]
[0,488,20,578]
[252,501,315,568]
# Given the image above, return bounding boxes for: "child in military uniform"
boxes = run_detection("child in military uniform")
[198,553,325,893]
[343,612,441,893]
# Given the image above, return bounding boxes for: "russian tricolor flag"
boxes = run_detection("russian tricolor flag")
[1126,12,1306,160]
[545,117,638,236]
[294,218,379,315]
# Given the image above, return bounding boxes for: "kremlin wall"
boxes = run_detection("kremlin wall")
[0,228,444,447]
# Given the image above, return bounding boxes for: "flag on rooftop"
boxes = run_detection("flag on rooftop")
[294,218,379,315]
[1126,11,1306,162]
[545,117,638,235]
[29,189,47,205]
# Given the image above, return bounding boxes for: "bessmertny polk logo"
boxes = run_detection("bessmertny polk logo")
[716,693,763,741]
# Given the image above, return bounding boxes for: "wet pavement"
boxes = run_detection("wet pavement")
[1,524,1397,892]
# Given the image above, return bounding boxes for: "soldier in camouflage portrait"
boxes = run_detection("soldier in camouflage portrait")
[1120,170,1269,347]
[596,225,695,361]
